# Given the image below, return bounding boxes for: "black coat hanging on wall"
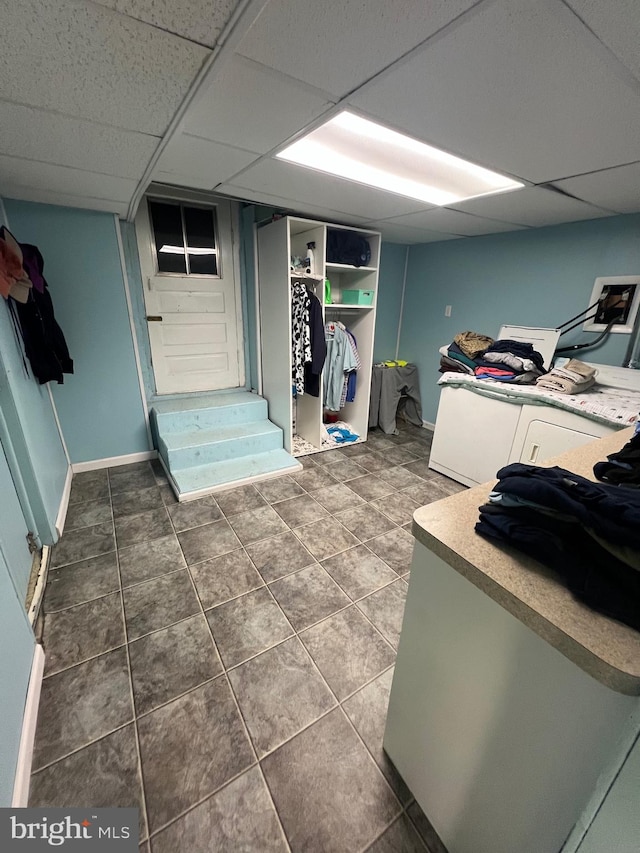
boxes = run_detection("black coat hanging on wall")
[1,226,74,384]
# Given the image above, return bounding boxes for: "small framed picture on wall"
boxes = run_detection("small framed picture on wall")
[583,276,640,334]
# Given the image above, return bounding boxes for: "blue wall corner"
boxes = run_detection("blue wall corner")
[399,214,640,423]
[4,199,149,463]
[375,242,408,362]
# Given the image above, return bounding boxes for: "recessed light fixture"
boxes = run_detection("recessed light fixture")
[276,111,524,206]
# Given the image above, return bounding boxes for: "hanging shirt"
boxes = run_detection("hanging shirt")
[291,282,311,394]
[324,322,358,411]
[304,291,327,397]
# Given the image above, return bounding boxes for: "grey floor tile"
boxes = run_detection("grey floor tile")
[150,766,287,853]
[215,484,267,517]
[43,592,125,675]
[115,506,173,549]
[119,534,185,587]
[112,486,164,520]
[229,638,335,757]
[159,483,178,505]
[68,471,109,505]
[64,497,112,531]
[312,482,365,513]
[51,522,115,569]
[229,505,288,545]
[205,587,293,668]
[150,457,168,484]
[357,452,397,473]
[261,708,400,853]
[343,668,412,805]
[271,493,328,528]
[371,492,421,526]
[400,440,432,459]
[189,548,264,609]
[138,676,254,833]
[429,473,467,495]
[366,815,428,852]
[44,552,119,612]
[110,460,155,475]
[384,466,426,490]
[383,446,421,466]
[346,475,396,502]
[109,464,157,495]
[407,801,449,853]
[269,564,350,631]
[400,481,452,506]
[245,531,314,583]
[322,545,397,601]
[177,519,240,565]
[335,504,397,542]
[366,434,398,451]
[293,517,359,561]
[29,725,147,840]
[367,528,415,575]
[123,569,200,640]
[129,615,222,715]
[32,648,133,771]
[402,459,437,481]
[167,495,222,532]
[339,442,373,458]
[311,448,347,465]
[357,580,407,650]
[300,607,395,701]
[255,476,306,504]
[290,467,337,492]
[323,459,369,482]
[296,454,319,468]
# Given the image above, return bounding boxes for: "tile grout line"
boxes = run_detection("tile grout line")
[108,465,152,846]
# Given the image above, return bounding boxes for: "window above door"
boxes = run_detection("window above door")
[147,199,220,277]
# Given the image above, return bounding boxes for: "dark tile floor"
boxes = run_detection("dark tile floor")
[30,423,462,852]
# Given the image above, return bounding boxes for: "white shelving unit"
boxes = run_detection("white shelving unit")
[257,216,380,455]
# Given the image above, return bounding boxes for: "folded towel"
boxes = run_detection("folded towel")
[536,358,596,394]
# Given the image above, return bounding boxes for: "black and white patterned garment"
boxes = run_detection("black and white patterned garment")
[291,281,312,394]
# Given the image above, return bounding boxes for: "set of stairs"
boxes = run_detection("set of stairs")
[150,391,301,501]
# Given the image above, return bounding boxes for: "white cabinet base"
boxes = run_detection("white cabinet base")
[384,541,637,853]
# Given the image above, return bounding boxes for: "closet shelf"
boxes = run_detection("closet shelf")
[290,272,324,280]
[326,263,377,272]
[325,303,374,310]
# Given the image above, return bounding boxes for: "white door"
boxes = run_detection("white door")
[136,196,242,394]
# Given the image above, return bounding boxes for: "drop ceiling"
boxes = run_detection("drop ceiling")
[1,0,639,241]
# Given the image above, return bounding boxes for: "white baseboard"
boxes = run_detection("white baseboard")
[422,420,435,431]
[12,643,45,807]
[28,545,51,628]
[55,465,73,538]
[72,450,157,473]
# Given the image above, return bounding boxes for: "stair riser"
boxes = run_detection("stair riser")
[153,399,268,433]
[171,450,301,496]
[160,430,284,468]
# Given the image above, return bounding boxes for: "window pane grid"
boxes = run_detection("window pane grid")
[148,200,220,278]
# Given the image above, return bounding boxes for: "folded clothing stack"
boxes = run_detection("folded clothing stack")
[536,358,596,394]
[476,462,640,631]
[473,339,545,384]
[594,421,640,487]
[439,330,494,374]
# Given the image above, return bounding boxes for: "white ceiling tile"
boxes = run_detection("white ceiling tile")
[364,220,460,244]
[350,0,640,184]
[0,0,209,136]
[184,56,334,154]
[94,0,238,48]
[154,134,258,189]
[227,158,434,220]
[565,0,640,81]
[0,102,159,179]
[553,163,640,214]
[0,156,137,202]
[450,186,612,227]
[237,0,479,97]
[2,185,128,217]
[382,209,528,237]
[217,184,367,226]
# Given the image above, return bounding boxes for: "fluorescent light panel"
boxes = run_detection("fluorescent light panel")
[276,111,524,206]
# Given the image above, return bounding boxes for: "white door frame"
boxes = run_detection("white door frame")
[135,187,245,394]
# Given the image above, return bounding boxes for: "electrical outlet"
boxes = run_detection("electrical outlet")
[445,305,452,317]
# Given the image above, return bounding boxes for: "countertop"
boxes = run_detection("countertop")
[412,428,640,695]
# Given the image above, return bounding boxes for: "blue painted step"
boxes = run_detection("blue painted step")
[170,450,300,496]
[159,421,284,468]
[151,391,268,433]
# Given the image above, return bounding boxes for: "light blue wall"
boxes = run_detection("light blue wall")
[119,220,156,400]
[0,199,67,545]
[4,199,149,463]
[375,242,408,362]
[400,214,640,423]
[240,204,259,391]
